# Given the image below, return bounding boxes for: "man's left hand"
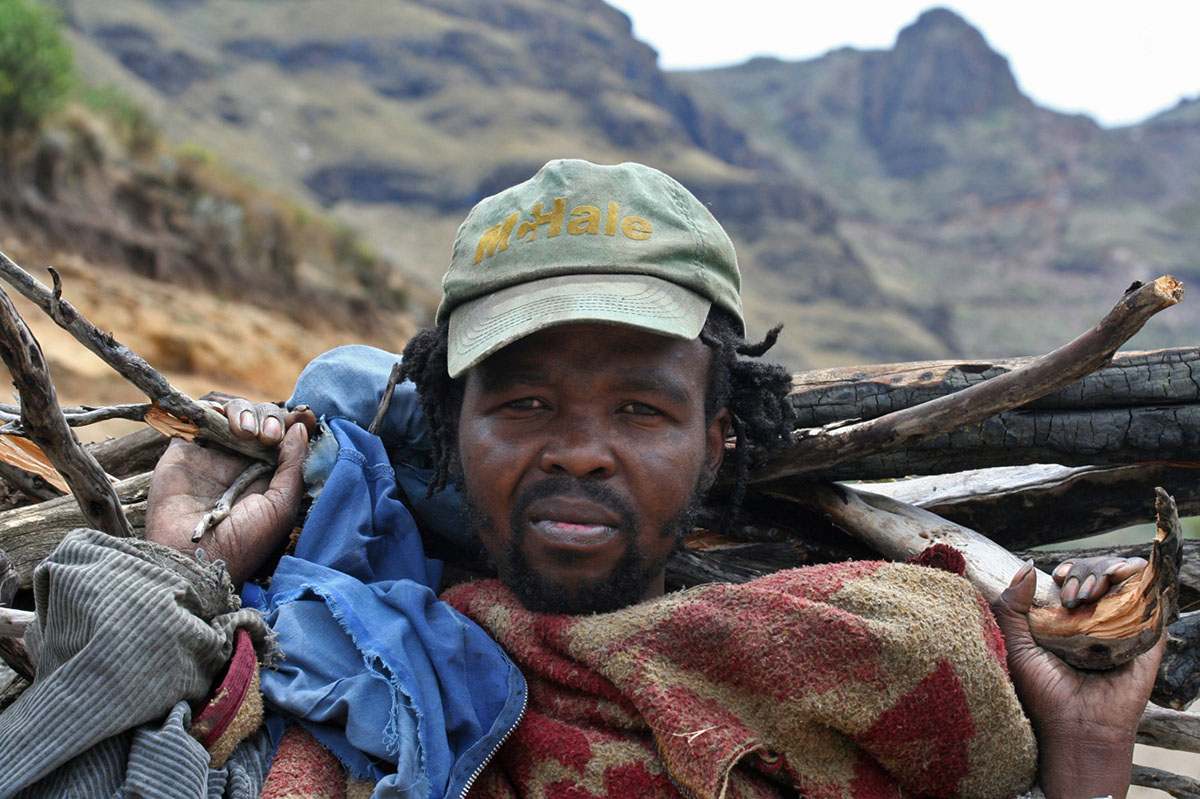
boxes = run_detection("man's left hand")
[993,559,1163,798]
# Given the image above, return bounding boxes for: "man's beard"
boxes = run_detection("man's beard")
[460,476,705,615]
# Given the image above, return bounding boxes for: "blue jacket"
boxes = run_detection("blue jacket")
[242,346,526,799]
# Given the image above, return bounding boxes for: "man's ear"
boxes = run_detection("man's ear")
[702,408,733,489]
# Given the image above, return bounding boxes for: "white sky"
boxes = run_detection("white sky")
[606,1,1200,127]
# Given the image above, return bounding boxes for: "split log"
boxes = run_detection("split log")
[0,284,131,537]
[1,472,150,587]
[783,482,1180,669]
[752,276,1184,484]
[800,405,1199,481]
[1015,542,1200,617]
[789,347,1200,426]
[854,463,1200,549]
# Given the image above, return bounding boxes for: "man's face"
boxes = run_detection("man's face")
[456,322,730,614]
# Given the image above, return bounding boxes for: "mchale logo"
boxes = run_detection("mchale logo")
[475,198,653,263]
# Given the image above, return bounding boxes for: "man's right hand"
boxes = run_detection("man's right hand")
[144,402,316,587]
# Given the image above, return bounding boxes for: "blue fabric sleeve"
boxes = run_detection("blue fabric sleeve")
[288,345,478,558]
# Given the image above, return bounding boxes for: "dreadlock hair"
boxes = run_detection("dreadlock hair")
[396,308,796,521]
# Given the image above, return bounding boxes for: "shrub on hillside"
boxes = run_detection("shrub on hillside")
[0,0,73,139]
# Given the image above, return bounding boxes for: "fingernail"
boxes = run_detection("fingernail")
[293,404,309,413]
[1062,577,1079,608]
[1103,562,1123,576]
[263,417,282,440]
[1010,559,1034,586]
[1053,562,1072,578]
[1078,573,1097,600]
[239,410,256,432]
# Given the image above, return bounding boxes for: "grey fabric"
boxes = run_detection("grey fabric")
[0,529,274,798]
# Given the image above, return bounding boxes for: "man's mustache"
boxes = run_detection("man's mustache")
[509,476,639,537]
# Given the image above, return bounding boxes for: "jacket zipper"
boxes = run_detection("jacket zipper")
[457,687,528,798]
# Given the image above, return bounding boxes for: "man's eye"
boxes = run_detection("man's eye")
[619,402,661,416]
[505,397,547,411]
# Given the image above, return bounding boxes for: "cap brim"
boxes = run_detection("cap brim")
[446,274,711,378]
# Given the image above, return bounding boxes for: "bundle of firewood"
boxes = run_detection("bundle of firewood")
[0,251,1195,794]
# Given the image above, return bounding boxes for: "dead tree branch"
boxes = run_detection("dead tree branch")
[0,285,131,537]
[0,459,63,503]
[0,402,152,434]
[0,550,31,679]
[753,276,1184,483]
[368,362,402,436]
[1139,704,1200,754]
[2,472,150,587]
[789,347,1200,426]
[0,607,32,638]
[0,251,274,463]
[1132,766,1200,799]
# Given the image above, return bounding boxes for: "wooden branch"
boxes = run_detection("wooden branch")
[0,549,28,678]
[0,285,131,537]
[0,607,32,637]
[853,463,1200,549]
[368,362,402,436]
[0,251,274,463]
[88,426,169,479]
[0,472,150,587]
[787,482,1178,669]
[789,347,1200,426]
[1139,704,1200,753]
[192,461,272,541]
[1132,765,1200,799]
[0,402,152,433]
[753,276,1184,483]
[0,459,63,503]
[1156,611,1200,709]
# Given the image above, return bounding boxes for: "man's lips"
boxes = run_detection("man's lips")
[525,497,622,548]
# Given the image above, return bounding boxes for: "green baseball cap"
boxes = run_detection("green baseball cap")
[438,159,743,378]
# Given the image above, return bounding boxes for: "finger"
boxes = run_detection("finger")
[284,405,318,437]
[1105,558,1148,584]
[261,422,309,516]
[1000,559,1037,613]
[255,403,286,446]
[222,398,258,440]
[1074,572,1105,603]
[1052,561,1074,584]
[992,560,1038,655]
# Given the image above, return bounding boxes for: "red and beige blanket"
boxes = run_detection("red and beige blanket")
[446,560,1037,799]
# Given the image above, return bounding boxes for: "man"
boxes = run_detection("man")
[0,160,1160,798]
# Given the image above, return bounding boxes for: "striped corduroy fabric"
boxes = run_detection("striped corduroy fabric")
[0,529,275,798]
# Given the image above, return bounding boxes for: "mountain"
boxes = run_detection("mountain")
[677,7,1199,356]
[44,1,1200,369]
[52,0,962,370]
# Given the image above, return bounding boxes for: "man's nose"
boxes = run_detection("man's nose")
[537,414,616,479]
